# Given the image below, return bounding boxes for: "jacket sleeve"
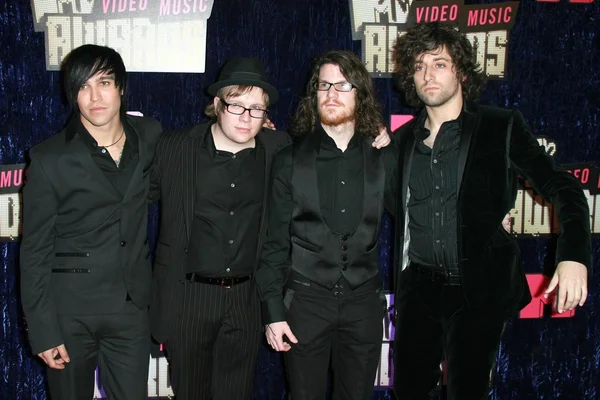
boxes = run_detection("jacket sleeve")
[509,110,592,269]
[20,148,63,354]
[254,146,294,324]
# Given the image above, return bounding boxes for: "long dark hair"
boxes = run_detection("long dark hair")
[291,50,383,138]
[392,22,486,107]
[62,44,127,113]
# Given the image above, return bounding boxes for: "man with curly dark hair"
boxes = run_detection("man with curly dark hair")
[389,22,590,400]
[255,50,396,400]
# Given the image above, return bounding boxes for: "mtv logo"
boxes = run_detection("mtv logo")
[349,0,415,38]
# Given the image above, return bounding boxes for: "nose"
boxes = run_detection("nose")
[423,66,434,83]
[326,85,338,99]
[89,86,101,102]
[239,109,251,122]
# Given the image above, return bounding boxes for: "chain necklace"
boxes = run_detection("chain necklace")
[114,147,124,168]
[101,129,124,148]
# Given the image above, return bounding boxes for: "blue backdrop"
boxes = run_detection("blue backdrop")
[1,0,599,399]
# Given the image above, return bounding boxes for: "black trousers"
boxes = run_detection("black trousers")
[284,276,384,400]
[393,265,506,400]
[167,279,262,400]
[47,301,150,400]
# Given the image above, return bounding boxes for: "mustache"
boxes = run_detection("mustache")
[320,99,343,106]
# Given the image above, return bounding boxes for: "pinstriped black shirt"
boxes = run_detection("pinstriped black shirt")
[408,111,461,274]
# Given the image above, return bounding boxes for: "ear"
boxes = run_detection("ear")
[213,96,220,110]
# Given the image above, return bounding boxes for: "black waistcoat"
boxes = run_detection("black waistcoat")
[290,132,385,290]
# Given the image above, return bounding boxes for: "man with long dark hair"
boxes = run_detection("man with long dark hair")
[255,50,396,400]
[390,22,591,399]
[20,44,162,399]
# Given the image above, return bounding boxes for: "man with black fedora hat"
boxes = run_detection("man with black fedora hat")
[148,56,289,399]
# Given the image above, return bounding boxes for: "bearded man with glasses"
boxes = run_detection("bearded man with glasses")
[255,50,398,400]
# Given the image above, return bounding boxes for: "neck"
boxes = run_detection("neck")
[80,115,123,146]
[424,98,463,139]
[211,123,255,153]
[321,121,355,152]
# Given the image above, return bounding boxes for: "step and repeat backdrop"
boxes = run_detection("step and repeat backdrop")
[0,0,598,399]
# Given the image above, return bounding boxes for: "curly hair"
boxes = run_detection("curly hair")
[290,50,383,138]
[392,22,486,108]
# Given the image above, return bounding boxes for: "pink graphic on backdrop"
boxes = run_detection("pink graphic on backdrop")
[390,115,415,132]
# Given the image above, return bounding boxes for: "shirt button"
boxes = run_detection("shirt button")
[232,154,236,159]
[120,241,126,247]
[229,211,234,216]
[101,149,107,154]
[436,240,440,244]
[229,239,234,245]
[341,209,346,213]
[341,181,345,185]
[435,186,440,190]
[230,183,235,188]
[433,159,438,164]
[435,212,440,216]
[341,244,348,251]
[341,255,348,262]
[341,265,347,271]
[226,268,231,272]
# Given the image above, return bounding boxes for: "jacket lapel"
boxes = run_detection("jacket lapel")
[401,134,416,215]
[122,118,145,204]
[181,124,206,241]
[457,103,481,190]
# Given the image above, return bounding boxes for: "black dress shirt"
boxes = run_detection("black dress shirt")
[259,126,364,279]
[186,127,265,277]
[408,110,461,274]
[77,118,139,196]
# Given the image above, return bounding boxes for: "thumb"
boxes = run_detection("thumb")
[285,327,298,344]
[57,345,70,363]
[545,274,559,296]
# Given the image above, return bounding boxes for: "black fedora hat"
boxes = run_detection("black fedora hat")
[207,57,279,104]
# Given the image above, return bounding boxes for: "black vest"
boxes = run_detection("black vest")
[290,133,385,290]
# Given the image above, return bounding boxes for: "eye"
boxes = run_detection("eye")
[436,63,446,68]
[79,84,88,90]
[414,65,423,71]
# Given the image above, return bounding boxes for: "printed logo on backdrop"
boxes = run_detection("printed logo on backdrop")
[348,0,519,78]
[30,0,214,72]
[0,164,25,241]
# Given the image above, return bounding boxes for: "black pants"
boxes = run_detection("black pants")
[393,266,506,400]
[284,276,384,400]
[167,279,262,400]
[47,301,150,400]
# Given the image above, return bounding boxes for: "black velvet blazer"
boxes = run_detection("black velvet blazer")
[390,102,591,317]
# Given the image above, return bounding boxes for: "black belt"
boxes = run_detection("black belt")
[185,273,251,288]
[410,263,461,285]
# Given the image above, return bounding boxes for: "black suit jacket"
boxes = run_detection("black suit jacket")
[148,122,291,342]
[20,115,162,355]
[390,103,591,316]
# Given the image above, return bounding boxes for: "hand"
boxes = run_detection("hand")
[38,344,70,370]
[263,118,276,130]
[502,213,511,233]
[372,126,391,149]
[265,321,298,352]
[544,261,588,314]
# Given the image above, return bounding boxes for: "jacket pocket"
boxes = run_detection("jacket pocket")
[51,268,91,273]
[55,252,90,257]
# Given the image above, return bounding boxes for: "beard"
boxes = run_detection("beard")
[319,100,356,126]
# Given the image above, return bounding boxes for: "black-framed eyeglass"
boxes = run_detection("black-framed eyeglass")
[220,99,267,118]
[313,81,356,92]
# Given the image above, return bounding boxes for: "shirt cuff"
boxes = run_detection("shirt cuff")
[262,296,287,325]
